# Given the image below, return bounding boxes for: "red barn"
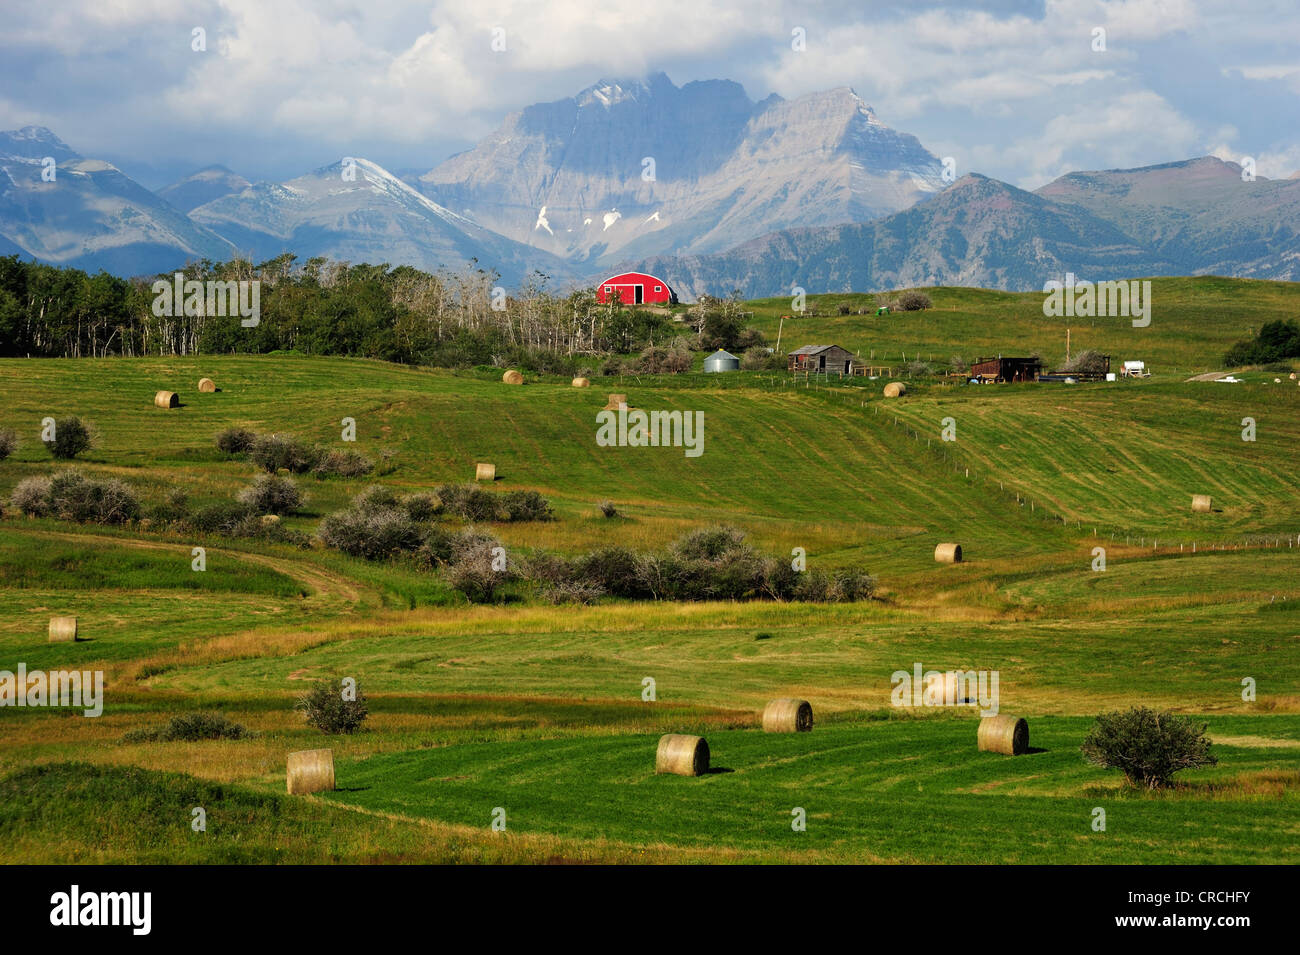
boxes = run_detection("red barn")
[596,271,678,306]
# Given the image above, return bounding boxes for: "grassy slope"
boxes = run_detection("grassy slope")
[1,279,1298,863]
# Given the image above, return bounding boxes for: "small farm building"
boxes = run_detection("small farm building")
[969,356,1043,383]
[788,344,855,375]
[596,271,677,306]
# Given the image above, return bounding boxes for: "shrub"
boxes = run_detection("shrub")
[598,500,619,518]
[401,492,442,522]
[948,355,970,375]
[248,433,320,474]
[1061,349,1109,376]
[45,471,140,524]
[352,484,400,513]
[147,487,191,526]
[43,416,92,460]
[576,546,647,598]
[415,525,455,567]
[312,449,374,478]
[837,301,852,315]
[188,500,256,534]
[215,427,256,455]
[445,530,511,602]
[0,428,17,461]
[541,578,605,604]
[237,474,303,515]
[295,678,368,735]
[1080,706,1217,789]
[903,359,934,377]
[11,476,52,516]
[498,490,554,522]
[435,483,500,521]
[740,347,778,371]
[318,506,423,560]
[123,712,251,743]
[895,291,932,311]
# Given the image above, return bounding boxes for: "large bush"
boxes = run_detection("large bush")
[237,474,303,515]
[295,678,368,735]
[1061,349,1109,376]
[248,433,320,474]
[43,416,92,460]
[123,712,251,742]
[11,476,53,516]
[214,427,256,455]
[318,505,423,560]
[1080,706,1217,789]
[895,291,932,311]
[312,449,374,478]
[23,470,141,524]
[444,530,512,602]
[0,428,17,461]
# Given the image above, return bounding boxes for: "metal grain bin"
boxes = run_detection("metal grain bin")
[703,349,740,373]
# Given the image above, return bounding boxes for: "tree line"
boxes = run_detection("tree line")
[0,255,762,373]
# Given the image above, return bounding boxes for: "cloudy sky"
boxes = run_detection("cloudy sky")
[3,0,1297,189]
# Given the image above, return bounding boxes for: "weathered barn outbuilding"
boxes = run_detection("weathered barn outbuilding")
[788,344,855,375]
[969,355,1043,383]
[596,271,677,306]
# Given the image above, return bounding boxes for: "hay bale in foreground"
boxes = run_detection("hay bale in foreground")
[475,462,496,481]
[48,616,77,643]
[153,390,179,408]
[935,542,963,563]
[603,393,628,410]
[286,749,335,794]
[656,734,709,776]
[883,381,906,398]
[571,377,591,388]
[762,698,813,733]
[502,369,524,385]
[977,715,1029,755]
[1191,494,1212,513]
[197,377,217,393]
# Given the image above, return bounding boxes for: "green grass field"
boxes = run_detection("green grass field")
[1,277,1297,864]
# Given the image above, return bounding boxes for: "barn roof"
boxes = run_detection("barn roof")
[787,344,843,356]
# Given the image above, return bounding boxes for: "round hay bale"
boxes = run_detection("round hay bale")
[1290,373,1297,380]
[276,467,291,477]
[1191,494,1213,513]
[604,392,628,410]
[153,390,179,409]
[502,369,524,385]
[260,514,280,526]
[475,462,496,482]
[197,377,217,393]
[762,698,813,733]
[655,734,709,776]
[48,616,77,643]
[571,377,591,388]
[286,749,335,794]
[935,542,963,563]
[977,715,1029,755]
[883,381,907,398]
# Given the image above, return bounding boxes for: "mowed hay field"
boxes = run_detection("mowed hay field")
[1,278,1298,864]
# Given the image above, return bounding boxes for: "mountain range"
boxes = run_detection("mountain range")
[1,73,1297,297]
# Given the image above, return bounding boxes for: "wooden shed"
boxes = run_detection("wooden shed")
[969,355,1043,383]
[788,344,855,376]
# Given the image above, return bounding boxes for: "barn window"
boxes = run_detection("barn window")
[605,286,612,293]
[654,285,662,292]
